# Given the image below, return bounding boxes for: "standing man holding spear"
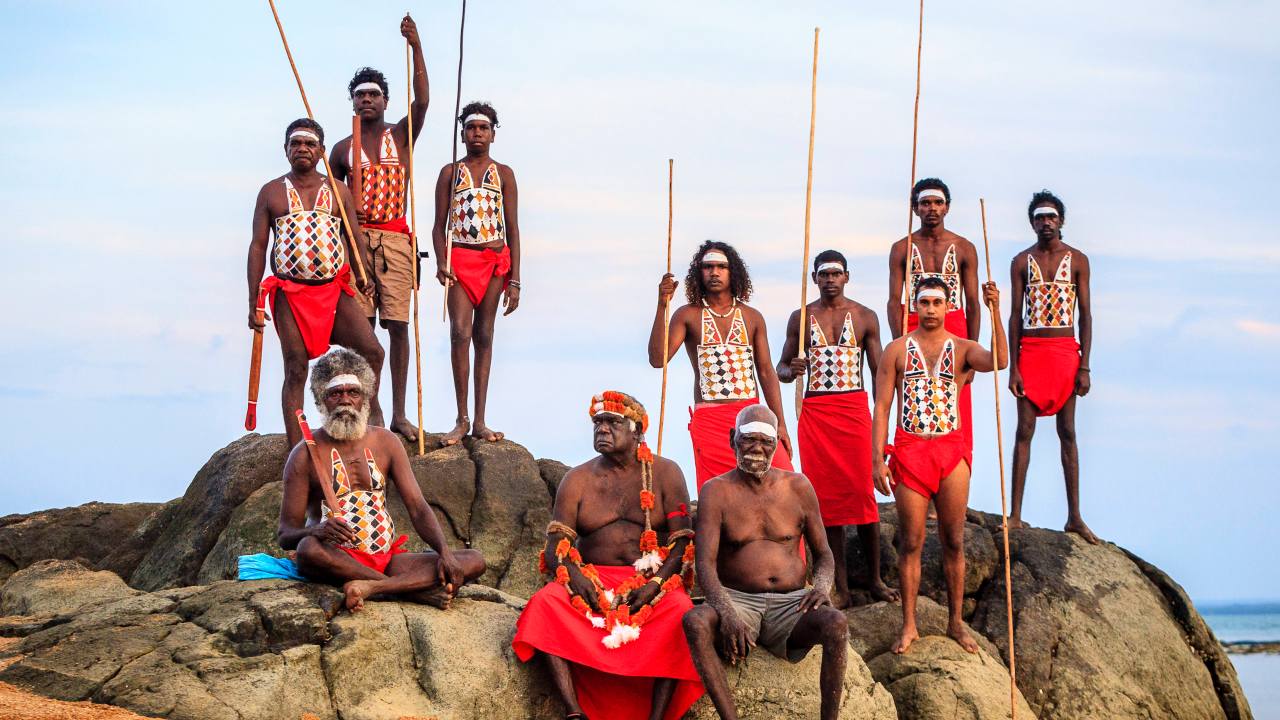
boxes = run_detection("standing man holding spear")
[329,14,429,446]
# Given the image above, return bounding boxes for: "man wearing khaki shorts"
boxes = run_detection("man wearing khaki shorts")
[329,14,428,443]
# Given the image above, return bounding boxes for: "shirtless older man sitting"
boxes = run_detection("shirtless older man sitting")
[682,405,849,720]
[277,346,486,610]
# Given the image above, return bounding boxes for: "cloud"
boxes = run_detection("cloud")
[1235,319,1280,340]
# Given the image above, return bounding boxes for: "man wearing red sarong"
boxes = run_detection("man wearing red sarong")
[246,118,385,449]
[648,241,793,491]
[886,178,981,453]
[1007,190,1098,543]
[513,392,702,720]
[872,277,1006,655]
[777,250,898,608]
[432,101,521,446]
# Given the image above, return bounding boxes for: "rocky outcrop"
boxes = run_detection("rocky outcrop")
[971,527,1250,720]
[0,502,161,584]
[867,636,1036,720]
[0,560,138,619]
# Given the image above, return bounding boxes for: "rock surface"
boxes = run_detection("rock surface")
[0,502,161,584]
[0,560,138,618]
[867,636,1036,720]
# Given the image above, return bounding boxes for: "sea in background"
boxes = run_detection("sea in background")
[1201,602,1279,717]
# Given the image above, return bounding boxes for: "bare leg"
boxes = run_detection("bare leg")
[892,484,928,654]
[856,522,899,602]
[332,293,386,427]
[470,274,506,442]
[648,678,677,720]
[683,605,737,720]
[935,461,978,653]
[294,535,389,604]
[1009,396,1038,529]
[827,525,851,609]
[443,282,475,445]
[271,293,310,450]
[343,548,487,611]
[1056,396,1098,543]
[786,607,849,720]
[384,320,420,442]
[543,653,585,717]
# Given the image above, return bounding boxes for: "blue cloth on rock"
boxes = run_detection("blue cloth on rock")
[237,554,306,581]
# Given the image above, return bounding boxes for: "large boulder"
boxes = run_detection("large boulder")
[196,483,284,585]
[846,596,1001,662]
[0,560,138,618]
[0,502,161,584]
[129,434,288,591]
[971,528,1247,720]
[465,437,553,598]
[867,636,1037,720]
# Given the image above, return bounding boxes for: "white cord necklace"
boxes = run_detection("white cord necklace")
[701,298,737,318]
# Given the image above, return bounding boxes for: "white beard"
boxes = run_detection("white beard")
[735,449,773,478]
[323,404,369,441]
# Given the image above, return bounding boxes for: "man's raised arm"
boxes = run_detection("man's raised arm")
[648,277,685,368]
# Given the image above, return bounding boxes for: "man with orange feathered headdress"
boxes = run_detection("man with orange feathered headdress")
[513,391,703,720]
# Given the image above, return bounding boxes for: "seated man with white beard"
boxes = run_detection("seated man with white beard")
[277,346,486,610]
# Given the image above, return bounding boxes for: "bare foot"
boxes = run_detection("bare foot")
[392,416,420,444]
[947,620,979,653]
[406,586,453,609]
[343,579,377,612]
[892,625,919,654]
[441,419,469,447]
[1065,518,1101,545]
[1007,516,1030,530]
[831,589,852,610]
[869,580,901,603]
[471,422,504,442]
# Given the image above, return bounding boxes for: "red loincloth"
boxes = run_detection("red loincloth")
[1019,336,1081,417]
[363,217,411,234]
[513,565,705,720]
[450,245,511,306]
[261,267,355,360]
[688,399,794,491]
[887,429,971,500]
[908,309,973,452]
[798,392,878,526]
[337,535,408,574]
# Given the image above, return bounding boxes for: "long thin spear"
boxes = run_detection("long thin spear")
[442,0,468,322]
[407,31,425,456]
[266,0,369,289]
[900,0,925,335]
[794,27,820,422]
[980,198,1018,719]
[657,158,673,456]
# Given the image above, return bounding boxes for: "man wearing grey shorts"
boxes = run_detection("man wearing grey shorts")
[682,405,850,720]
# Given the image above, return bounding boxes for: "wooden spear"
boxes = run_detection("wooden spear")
[657,158,673,456]
[265,0,369,289]
[442,0,468,322]
[794,27,820,422]
[979,198,1018,719]
[244,288,268,430]
[295,410,344,517]
[406,34,425,456]
[900,0,925,336]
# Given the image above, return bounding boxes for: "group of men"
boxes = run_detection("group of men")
[247,14,520,452]
[269,170,1093,719]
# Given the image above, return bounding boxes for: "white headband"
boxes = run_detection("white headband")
[353,82,383,95]
[289,129,321,143]
[463,113,492,126]
[915,288,947,301]
[701,251,729,264]
[737,421,778,438]
[325,374,363,391]
[1032,207,1059,217]
[816,262,845,273]
[916,189,946,202]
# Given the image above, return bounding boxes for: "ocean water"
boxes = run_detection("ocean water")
[1201,603,1279,718]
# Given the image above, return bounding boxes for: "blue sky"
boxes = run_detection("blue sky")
[1,1,1276,603]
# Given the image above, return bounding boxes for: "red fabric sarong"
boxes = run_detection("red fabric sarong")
[363,216,411,234]
[337,534,408,573]
[513,565,704,720]
[887,429,971,499]
[1019,336,1080,417]
[450,245,511,306]
[798,392,877,526]
[261,266,355,360]
[908,309,973,452]
[688,399,794,491]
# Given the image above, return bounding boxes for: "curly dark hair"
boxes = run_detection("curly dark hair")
[347,67,389,98]
[684,240,753,304]
[1027,189,1065,221]
[284,118,324,145]
[458,101,499,127]
[911,177,951,207]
